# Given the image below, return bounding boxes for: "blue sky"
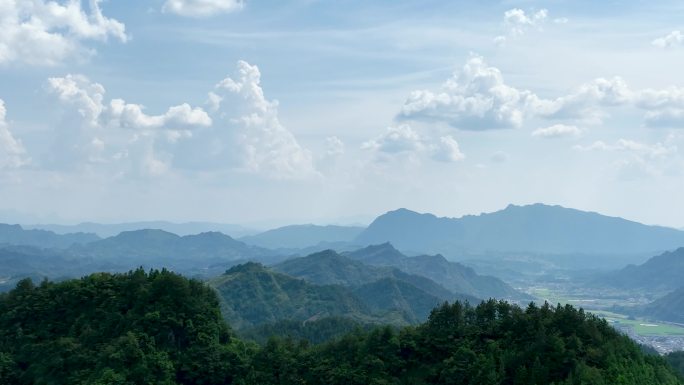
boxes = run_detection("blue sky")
[1,0,684,228]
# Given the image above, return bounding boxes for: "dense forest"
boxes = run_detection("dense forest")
[0,269,681,385]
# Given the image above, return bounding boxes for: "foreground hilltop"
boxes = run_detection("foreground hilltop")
[0,270,681,384]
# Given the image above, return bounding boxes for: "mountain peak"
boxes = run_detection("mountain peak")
[225,261,267,275]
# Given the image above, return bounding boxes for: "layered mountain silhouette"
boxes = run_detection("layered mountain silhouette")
[634,286,684,324]
[209,262,444,329]
[69,229,274,263]
[240,224,364,249]
[345,243,527,300]
[603,247,684,291]
[25,221,257,238]
[0,223,99,249]
[355,204,684,259]
[274,249,476,303]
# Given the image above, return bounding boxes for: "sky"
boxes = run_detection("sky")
[1,0,684,228]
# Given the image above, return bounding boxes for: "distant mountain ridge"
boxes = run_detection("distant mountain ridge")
[273,249,475,303]
[67,229,280,275]
[240,224,364,249]
[0,223,99,249]
[634,286,684,324]
[345,243,527,300]
[356,204,684,258]
[603,247,684,291]
[25,221,257,238]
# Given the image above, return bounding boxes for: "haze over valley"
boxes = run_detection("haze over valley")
[2,0,684,383]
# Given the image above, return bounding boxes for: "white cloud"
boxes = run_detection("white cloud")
[399,55,537,130]
[363,125,465,163]
[494,8,555,45]
[325,136,345,156]
[574,139,677,159]
[0,100,30,169]
[503,8,548,36]
[47,62,315,180]
[652,31,684,48]
[362,125,424,153]
[574,138,680,180]
[0,0,127,66]
[431,135,465,162]
[48,74,211,130]
[205,60,316,179]
[532,124,582,138]
[47,74,211,175]
[400,55,684,130]
[162,0,244,17]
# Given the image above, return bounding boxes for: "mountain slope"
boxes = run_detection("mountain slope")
[346,243,526,300]
[0,223,99,249]
[240,224,364,249]
[603,247,684,291]
[69,229,277,269]
[25,221,257,238]
[356,204,684,258]
[636,286,684,324]
[352,277,445,323]
[273,249,475,303]
[208,262,374,329]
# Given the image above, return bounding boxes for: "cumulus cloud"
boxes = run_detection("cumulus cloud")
[532,124,582,138]
[325,136,345,156]
[400,55,684,130]
[47,74,211,175]
[504,8,548,36]
[494,8,555,44]
[162,0,244,17]
[0,0,127,66]
[652,31,684,48]
[48,74,211,130]
[47,61,315,179]
[574,138,679,180]
[363,125,465,163]
[362,125,424,153]
[399,55,537,130]
[0,100,30,169]
[431,135,465,162]
[204,60,316,179]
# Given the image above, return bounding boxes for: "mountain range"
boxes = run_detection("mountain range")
[239,224,364,249]
[633,286,684,324]
[0,223,99,249]
[602,247,684,292]
[274,249,479,302]
[24,221,258,238]
[355,204,684,262]
[345,243,527,300]
[209,262,392,329]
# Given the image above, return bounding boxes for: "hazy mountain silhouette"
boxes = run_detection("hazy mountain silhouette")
[356,204,684,259]
[603,247,684,291]
[634,286,684,324]
[273,249,474,303]
[0,223,99,249]
[240,224,364,249]
[345,243,527,300]
[25,221,257,238]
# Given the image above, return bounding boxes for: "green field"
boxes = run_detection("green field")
[590,310,684,336]
[527,289,684,338]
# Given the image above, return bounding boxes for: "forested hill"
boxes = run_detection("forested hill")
[0,271,682,384]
